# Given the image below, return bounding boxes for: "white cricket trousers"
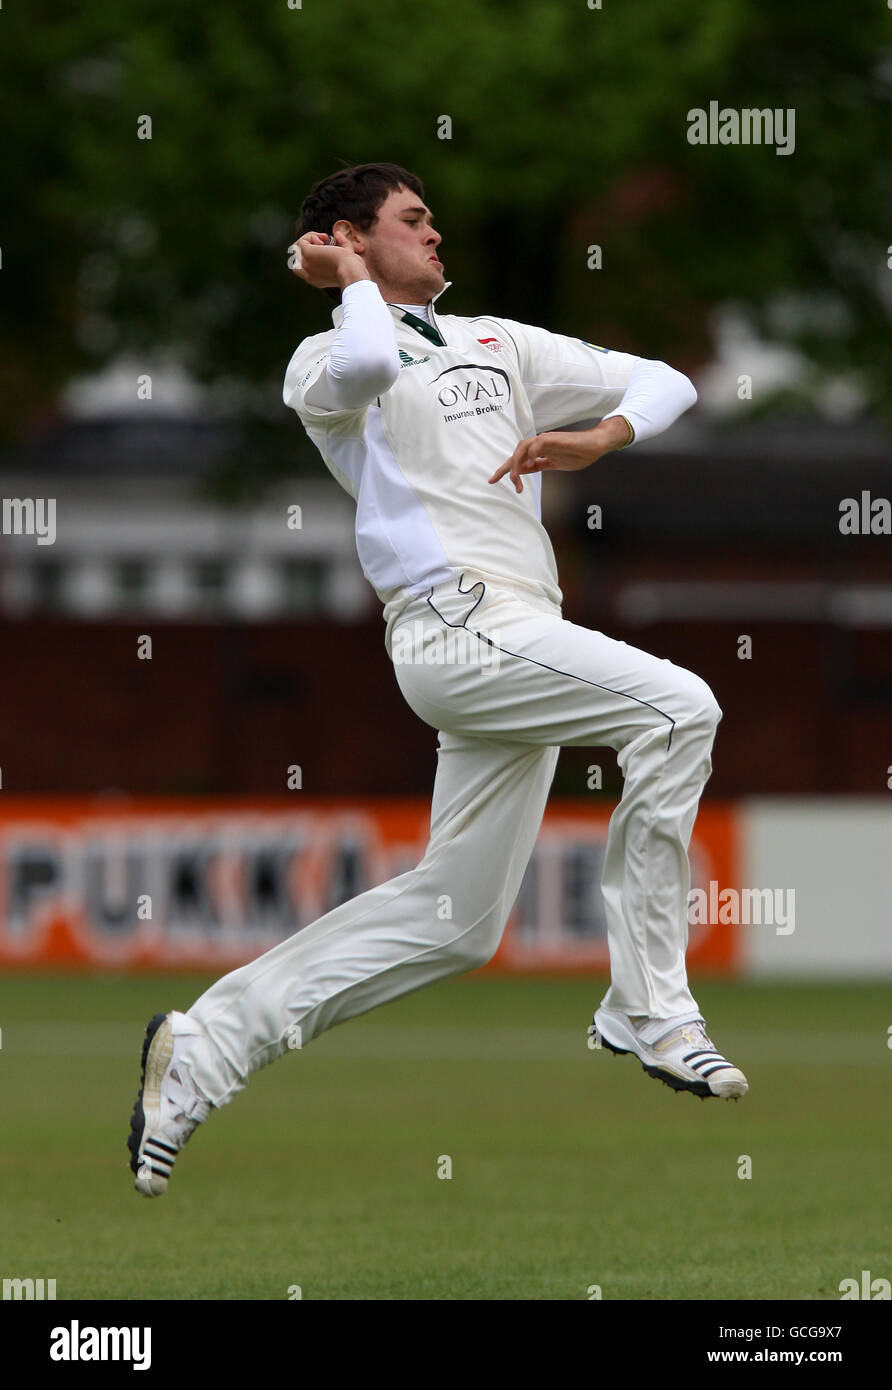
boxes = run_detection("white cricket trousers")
[175,573,722,1107]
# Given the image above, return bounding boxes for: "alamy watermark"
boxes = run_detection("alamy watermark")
[687,103,795,157]
[1,497,56,545]
[50,1322,151,1370]
[839,1270,890,1300]
[391,621,501,673]
[688,881,795,935]
[3,1276,56,1300]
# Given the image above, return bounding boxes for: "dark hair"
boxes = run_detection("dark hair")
[294,162,425,301]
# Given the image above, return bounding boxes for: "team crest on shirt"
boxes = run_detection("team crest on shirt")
[477,337,503,353]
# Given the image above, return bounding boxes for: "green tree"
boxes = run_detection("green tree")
[1,0,889,445]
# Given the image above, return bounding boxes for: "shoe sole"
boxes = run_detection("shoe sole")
[592,1008,748,1101]
[128,1012,174,1195]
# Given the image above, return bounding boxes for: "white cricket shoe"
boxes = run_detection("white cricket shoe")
[128,1012,212,1196]
[588,1007,749,1100]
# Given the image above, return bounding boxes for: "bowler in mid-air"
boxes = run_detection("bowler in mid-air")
[128,161,747,1198]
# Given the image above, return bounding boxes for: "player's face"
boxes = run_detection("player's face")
[355,187,445,302]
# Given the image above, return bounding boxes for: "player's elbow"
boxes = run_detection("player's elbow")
[667,364,697,412]
[634,358,698,418]
[362,349,402,397]
[331,349,400,405]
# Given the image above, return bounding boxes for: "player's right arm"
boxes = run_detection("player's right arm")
[284,232,399,417]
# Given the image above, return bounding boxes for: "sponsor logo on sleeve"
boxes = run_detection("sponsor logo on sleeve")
[298,354,327,389]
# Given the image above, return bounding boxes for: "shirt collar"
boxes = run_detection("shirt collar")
[330,280,452,329]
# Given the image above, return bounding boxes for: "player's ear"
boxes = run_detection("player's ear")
[332,220,361,250]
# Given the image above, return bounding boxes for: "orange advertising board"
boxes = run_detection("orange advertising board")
[0,798,740,974]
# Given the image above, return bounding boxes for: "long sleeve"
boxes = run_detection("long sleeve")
[284,279,401,419]
[307,279,400,410]
[484,316,696,443]
[602,358,698,445]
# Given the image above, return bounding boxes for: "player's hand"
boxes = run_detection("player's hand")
[287,230,369,290]
[489,418,632,494]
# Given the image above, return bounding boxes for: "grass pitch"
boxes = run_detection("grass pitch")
[0,973,888,1300]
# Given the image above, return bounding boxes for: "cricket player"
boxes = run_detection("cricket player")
[128,162,747,1198]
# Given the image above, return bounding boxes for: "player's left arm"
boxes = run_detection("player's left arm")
[487,319,697,493]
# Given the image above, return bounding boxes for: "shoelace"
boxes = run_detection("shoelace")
[680,1022,715,1049]
[165,1066,211,1125]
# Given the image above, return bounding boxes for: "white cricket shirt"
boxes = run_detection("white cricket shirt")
[283,280,695,626]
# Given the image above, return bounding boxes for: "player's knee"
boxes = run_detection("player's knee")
[674,670,722,734]
[691,684,722,734]
[443,916,501,974]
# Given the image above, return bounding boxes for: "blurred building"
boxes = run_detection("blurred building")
[1,342,890,797]
[0,369,370,624]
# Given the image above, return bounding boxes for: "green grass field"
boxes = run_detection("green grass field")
[0,973,889,1300]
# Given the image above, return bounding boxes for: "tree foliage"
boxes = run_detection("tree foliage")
[1,0,889,439]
